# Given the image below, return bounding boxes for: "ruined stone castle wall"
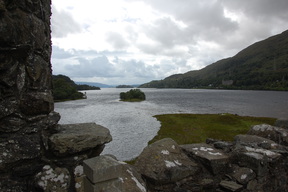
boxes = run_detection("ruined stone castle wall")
[0,1,63,191]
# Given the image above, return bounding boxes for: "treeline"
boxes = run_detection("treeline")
[52,75,100,101]
[77,84,101,90]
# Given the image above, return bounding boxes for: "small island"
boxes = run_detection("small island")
[120,89,146,102]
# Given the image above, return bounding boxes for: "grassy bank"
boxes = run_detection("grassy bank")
[149,113,276,145]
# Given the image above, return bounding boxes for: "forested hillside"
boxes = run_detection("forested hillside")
[140,30,288,90]
[52,75,100,101]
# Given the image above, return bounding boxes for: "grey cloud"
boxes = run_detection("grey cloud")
[137,17,191,56]
[144,17,192,48]
[52,46,159,80]
[51,45,180,83]
[106,32,130,50]
[66,56,116,78]
[117,59,157,78]
[52,46,73,59]
[222,0,288,19]
[133,0,239,57]
[51,5,82,38]
[140,0,238,34]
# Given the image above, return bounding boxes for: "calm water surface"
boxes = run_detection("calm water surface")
[55,88,288,160]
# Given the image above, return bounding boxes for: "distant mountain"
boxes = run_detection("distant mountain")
[76,82,141,88]
[76,82,114,88]
[140,30,288,90]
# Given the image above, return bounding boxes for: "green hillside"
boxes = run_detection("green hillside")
[52,75,100,101]
[140,30,288,90]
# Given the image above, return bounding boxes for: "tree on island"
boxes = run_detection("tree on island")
[120,89,146,102]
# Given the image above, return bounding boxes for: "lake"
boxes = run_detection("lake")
[54,88,288,160]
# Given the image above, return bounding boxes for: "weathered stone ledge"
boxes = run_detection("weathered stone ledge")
[49,123,112,157]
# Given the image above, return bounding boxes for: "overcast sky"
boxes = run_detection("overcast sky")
[51,0,288,85]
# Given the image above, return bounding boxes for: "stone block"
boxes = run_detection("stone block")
[248,124,288,146]
[181,143,230,175]
[83,156,147,192]
[275,119,288,129]
[20,91,54,115]
[134,138,200,184]
[229,166,256,185]
[83,156,126,183]
[84,177,124,192]
[49,123,112,156]
[220,180,243,192]
[233,146,281,178]
[234,134,278,150]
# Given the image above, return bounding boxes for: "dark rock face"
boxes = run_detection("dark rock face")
[0,1,55,191]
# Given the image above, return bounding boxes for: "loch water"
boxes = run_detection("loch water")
[55,88,288,160]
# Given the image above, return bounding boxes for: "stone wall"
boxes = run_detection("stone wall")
[86,123,287,192]
[0,1,112,191]
[0,0,55,190]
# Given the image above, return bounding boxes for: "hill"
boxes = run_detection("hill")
[52,75,100,101]
[140,30,288,90]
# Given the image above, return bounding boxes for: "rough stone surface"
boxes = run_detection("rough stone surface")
[84,155,147,192]
[74,165,84,192]
[181,143,230,175]
[48,123,112,156]
[275,119,288,129]
[234,134,279,150]
[233,146,281,177]
[135,129,288,192]
[219,180,243,191]
[35,165,70,192]
[0,0,56,190]
[228,166,256,185]
[248,124,288,146]
[0,134,41,171]
[134,138,200,184]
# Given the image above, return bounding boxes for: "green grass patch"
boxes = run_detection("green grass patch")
[149,113,276,145]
